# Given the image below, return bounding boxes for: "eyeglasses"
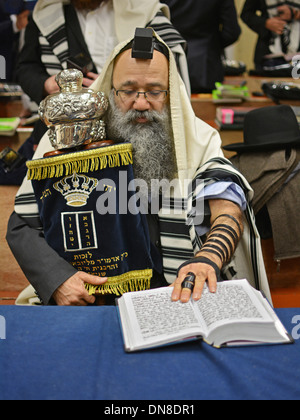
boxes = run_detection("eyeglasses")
[113,88,168,103]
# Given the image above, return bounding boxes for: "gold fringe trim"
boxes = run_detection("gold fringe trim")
[85,269,153,296]
[26,143,133,181]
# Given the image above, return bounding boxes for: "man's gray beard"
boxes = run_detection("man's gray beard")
[105,90,178,193]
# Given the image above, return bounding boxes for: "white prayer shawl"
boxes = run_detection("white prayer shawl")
[266,0,300,55]
[14,33,272,303]
[32,0,190,93]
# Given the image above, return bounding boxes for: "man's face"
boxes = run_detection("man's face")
[112,49,169,119]
[106,48,176,188]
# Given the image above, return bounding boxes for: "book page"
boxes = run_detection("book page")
[194,280,272,332]
[121,287,203,348]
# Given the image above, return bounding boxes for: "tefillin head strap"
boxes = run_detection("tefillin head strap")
[120,28,170,61]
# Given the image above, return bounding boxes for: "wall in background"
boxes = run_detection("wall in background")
[231,0,258,71]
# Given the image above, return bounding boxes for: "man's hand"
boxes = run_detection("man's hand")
[43,71,98,96]
[265,17,286,35]
[82,72,99,87]
[171,255,219,304]
[52,272,108,306]
[171,199,243,303]
[16,10,30,31]
[44,75,60,96]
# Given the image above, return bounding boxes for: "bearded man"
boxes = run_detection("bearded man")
[7,32,271,306]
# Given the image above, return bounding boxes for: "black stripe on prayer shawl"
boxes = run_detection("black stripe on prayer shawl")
[42,24,69,70]
[150,26,185,46]
[57,50,70,64]
[159,217,192,238]
[45,25,67,50]
[15,193,38,206]
[40,46,68,66]
[161,197,188,211]
[266,1,300,12]
[14,193,43,229]
[147,12,187,48]
[15,214,43,230]
[40,45,55,55]
[162,248,194,260]
[163,267,178,277]
[158,214,200,281]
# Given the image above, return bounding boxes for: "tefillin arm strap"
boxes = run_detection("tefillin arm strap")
[177,214,243,282]
[201,214,243,266]
[177,257,221,282]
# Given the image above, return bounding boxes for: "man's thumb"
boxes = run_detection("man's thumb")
[81,272,108,285]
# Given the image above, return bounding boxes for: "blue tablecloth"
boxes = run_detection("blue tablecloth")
[0,306,299,401]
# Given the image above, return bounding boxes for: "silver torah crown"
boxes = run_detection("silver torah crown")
[38,69,108,150]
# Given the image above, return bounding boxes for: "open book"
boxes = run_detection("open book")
[117,279,293,352]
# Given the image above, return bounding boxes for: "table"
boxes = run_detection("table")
[0,306,299,401]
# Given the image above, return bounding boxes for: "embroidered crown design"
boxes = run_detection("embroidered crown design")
[53,172,98,207]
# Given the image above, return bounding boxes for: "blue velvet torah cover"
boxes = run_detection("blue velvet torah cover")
[26,143,154,295]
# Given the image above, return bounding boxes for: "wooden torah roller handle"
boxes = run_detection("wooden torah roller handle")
[43,140,115,158]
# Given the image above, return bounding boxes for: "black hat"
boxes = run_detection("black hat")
[223,105,300,153]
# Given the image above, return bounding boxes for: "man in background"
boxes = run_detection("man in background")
[3,0,189,186]
[16,0,190,108]
[0,0,29,81]
[164,0,241,93]
[241,0,300,71]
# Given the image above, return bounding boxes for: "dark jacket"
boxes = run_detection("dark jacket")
[15,4,96,105]
[15,4,97,144]
[241,0,277,69]
[0,0,20,81]
[231,149,300,261]
[164,0,241,93]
